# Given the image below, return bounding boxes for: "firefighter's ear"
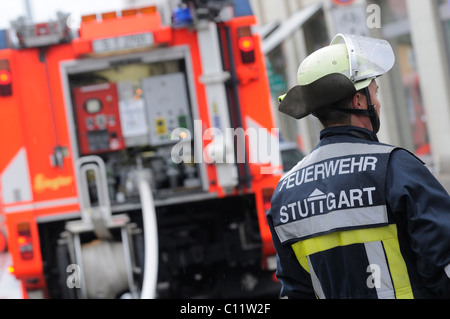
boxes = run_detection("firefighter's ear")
[352,93,364,109]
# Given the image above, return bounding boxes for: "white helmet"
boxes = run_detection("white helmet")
[278,33,395,131]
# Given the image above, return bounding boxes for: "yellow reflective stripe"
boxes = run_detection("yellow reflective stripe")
[291,225,413,299]
[291,226,394,256]
[381,236,414,299]
[298,256,309,273]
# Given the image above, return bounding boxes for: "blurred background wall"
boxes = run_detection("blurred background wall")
[251,0,450,191]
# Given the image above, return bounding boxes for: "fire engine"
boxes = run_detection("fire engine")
[0,0,283,298]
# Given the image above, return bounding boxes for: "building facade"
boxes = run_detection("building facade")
[251,0,450,191]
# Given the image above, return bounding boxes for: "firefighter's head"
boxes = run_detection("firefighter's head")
[278,33,395,133]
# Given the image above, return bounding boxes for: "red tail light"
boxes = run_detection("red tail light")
[237,26,255,64]
[17,222,34,260]
[0,69,11,84]
[0,59,12,96]
[238,36,255,52]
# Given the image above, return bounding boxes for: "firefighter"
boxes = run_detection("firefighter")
[267,33,450,299]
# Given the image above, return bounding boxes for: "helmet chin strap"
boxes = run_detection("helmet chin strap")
[363,87,380,134]
[333,87,380,134]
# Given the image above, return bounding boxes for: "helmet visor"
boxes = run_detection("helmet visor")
[330,33,395,83]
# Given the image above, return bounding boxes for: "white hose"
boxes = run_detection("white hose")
[136,176,159,299]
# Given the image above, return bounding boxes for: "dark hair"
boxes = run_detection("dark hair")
[313,96,353,127]
[313,89,366,128]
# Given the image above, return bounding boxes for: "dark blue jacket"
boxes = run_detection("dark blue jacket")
[267,126,450,299]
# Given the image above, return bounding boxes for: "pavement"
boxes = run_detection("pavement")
[0,252,23,299]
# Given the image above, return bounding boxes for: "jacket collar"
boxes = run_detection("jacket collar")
[320,126,379,142]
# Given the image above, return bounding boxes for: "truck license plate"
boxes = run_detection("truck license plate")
[93,33,154,53]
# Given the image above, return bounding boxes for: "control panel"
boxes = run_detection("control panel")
[73,83,126,155]
[141,72,192,146]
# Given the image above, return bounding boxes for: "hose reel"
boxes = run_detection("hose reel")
[62,156,141,299]
[81,239,129,299]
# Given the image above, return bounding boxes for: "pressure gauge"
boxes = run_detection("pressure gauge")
[85,98,102,114]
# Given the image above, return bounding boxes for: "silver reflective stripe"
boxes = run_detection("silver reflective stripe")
[1,148,32,204]
[364,241,395,299]
[3,197,79,214]
[307,256,326,299]
[445,263,450,279]
[284,143,395,180]
[275,205,388,243]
